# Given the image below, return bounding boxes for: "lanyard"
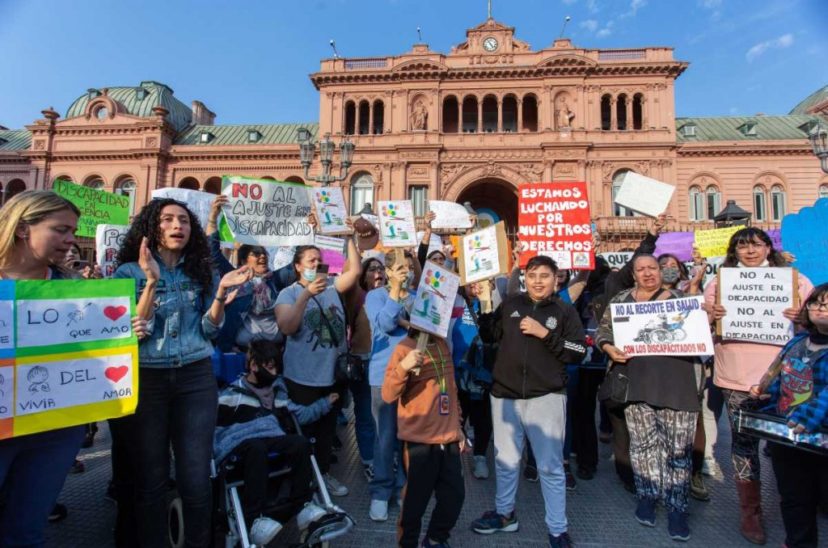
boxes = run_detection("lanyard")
[424,343,447,394]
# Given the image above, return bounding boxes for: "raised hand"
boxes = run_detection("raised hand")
[425,210,436,227]
[219,266,252,291]
[138,237,160,282]
[208,195,229,226]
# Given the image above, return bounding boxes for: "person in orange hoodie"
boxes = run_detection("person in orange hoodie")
[382,329,468,548]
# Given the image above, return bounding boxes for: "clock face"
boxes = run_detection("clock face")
[483,37,498,52]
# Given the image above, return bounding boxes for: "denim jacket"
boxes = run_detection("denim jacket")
[114,254,222,368]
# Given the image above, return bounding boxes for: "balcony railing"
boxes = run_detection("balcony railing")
[344,58,388,70]
[598,49,647,61]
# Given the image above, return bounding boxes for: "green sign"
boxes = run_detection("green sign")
[54,179,130,238]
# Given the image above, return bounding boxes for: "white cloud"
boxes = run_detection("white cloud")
[580,19,599,32]
[746,33,794,62]
[596,21,614,38]
[619,0,647,19]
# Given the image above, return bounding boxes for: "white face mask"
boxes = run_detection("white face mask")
[403,271,415,288]
[302,268,317,282]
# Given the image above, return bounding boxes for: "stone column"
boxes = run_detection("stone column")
[610,97,617,131]
[368,103,374,135]
[477,99,483,133]
[626,99,633,131]
[457,99,463,133]
[497,97,503,133]
[355,102,361,134]
[517,100,524,132]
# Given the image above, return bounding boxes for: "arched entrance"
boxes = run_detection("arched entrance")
[456,178,518,233]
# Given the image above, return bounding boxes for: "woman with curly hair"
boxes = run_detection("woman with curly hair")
[113,198,251,547]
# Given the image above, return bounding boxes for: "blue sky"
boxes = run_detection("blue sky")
[0,0,826,129]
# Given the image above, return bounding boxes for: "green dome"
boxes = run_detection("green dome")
[789,85,828,115]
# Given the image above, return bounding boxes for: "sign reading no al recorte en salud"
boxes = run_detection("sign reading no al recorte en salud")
[718,267,797,346]
[220,176,314,247]
[518,182,594,270]
[0,279,139,440]
[611,296,713,357]
[53,179,131,238]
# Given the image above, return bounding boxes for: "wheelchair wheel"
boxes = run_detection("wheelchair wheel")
[167,490,185,548]
[651,328,672,343]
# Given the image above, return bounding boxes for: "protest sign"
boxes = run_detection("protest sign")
[0,279,138,439]
[53,179,130,238]
[717,267,797,345]
[308,186,350,235]
[654,232,694,262]
[267,247,295,272]
[151,187,216,230]
[95,224,129,278]
[694,225,741,258]
[517,182,594,270]
[427,200,473,231]
[220,176,314,247]
[611,296,713,356]
[458,222,509,284]
[766,228,783,251]
[314,235,347,275]
[782,198,828,286]
[598,252,634,270]
[416,231,445,258]
[613,172,676,218]
[683,256,725,287]
[378,201,417,248]
[410,261,460,338]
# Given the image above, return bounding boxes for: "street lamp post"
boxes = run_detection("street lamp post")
[297,128,355,186]
[808,119,828,174]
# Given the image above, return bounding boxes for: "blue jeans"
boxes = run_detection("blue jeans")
[369,385,405,501]
[132,359,217,548]
[0,425,84,547]
[349,374,376,464]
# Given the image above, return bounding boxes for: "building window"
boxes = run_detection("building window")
[522,94,538,132]
[612,170,636,217]
[85,177,105,190]
[680,123,697,138]
[502,95,518,132]
[442,96,459,133]
[95,106,108,120]
[771,185,786,221]
[409,186,428,217]
[482,95,498,133]
[358,100,370,135]
[462,96,478,133]
[820,184,828,199]
[350,173,374,215]
[344,101,356,135]
[247,129,261,143]
[632,93,644,130]
[372,100,384,134]
[115,179,137,215]
[616,94,628,131]
[753,186,767,221]
[600,94,611,130]
[706,186,722,220]
[199,131,214,143]
[689,186,704,221]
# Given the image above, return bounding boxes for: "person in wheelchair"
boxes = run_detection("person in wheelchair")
[214,339,332,546]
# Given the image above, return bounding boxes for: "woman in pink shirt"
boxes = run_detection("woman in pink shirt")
[704,227,813,545]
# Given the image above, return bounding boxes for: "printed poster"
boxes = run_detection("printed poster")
[220,176,314,247]
[610,296,713,356]
[151,187,217,230]
[53,179,130,238]
[95,224,129,278]
[0,279,139,439]
[428,200,473,231]
[378,201,417,248]
[718,267,796,345]
[613,172,676,218]
[410,261,461,338]
[309,186,350,235]
[458,222,509,284]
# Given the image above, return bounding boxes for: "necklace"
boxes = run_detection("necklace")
[424,342,447,394]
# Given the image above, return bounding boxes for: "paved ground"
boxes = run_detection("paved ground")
[46,409,825,547]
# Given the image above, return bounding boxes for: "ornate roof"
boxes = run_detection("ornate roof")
[0,129,32,151]
[789,85,828,115]
[174,123,318,146]
[65,81,193,132]
[675,115,818,142]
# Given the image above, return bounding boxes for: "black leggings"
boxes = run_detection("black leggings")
[458,390,492,457]
[284,379,342,474]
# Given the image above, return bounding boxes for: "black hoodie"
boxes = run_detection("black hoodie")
[479,292,587,399]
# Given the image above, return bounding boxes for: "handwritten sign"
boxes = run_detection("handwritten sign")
[410,261,460,338]
[378,201,417,248]
[95,224,129,278]
[782,198,828,286]
[718,267,796,345]
[314,235,346,275]
[309,186,350,235]
[613,172,675,218]
[694,226,741,258]
[611,296,713,356]
[518,182,594,270]
[654,232,695,262]
[151,187,217,230]
[0,279,138,439]
[598,252,634,269]
[53,179,130,238]
[428,201,473,231]
[220,176,314,247]
[458,222,509,284]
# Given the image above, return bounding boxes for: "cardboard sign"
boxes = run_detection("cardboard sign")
[410,261,460,338]
[314,235,346,275]
[151,187,217,230]
[610,296,713,356]
[458,222,509,284]
[718,267,797,345]
[428,201,473,231]
[0,279,138,439]
[220,176,314,247]
[694,226,741,258]
[95,224,129,278]
[654,232,695,262]
[53,179,130,238]
[517,182,594,270]
[378,201,417,248]
[598,252,634,269]
[782,198,828,286]
[613,172,675,218]
[309,186,350,235]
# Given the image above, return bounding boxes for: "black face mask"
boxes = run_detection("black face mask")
[252,366,277,387]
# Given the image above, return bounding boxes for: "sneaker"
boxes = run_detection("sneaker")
[523,465,539,483]
[363,462,375,481]
[576,466,595,480]
[249,516,282,546]
[689,471,710,502]
[369,499,388,522]
[471,510,519,534]
[323,473,349,497]
[70,459,85,474]
[548,531,574,547]
[472,455,489,480]
[48,503,68,523]
[297,502,327,531]
[668,511,690,542]
[564,463,577,491]
[701,456,721,478]
[635,498,656,527]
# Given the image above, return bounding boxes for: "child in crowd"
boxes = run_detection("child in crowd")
[382,330,468,548]
[214,340,332,546]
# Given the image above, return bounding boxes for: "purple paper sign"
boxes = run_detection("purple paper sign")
[766,229,782,251]
[654,232,695,262]
[320,248,346,274]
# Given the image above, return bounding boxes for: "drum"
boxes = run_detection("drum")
[735,409,828,456]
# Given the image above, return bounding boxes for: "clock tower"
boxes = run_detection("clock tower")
[451,18,531,56]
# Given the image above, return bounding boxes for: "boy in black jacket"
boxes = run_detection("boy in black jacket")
[470,256,586,548]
